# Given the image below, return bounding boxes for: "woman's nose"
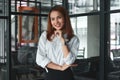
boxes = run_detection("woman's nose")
[55,19,58,24]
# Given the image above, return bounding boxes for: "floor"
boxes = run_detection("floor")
[0,67,7,80]
[0,68,45,80]
[0,66,97,80]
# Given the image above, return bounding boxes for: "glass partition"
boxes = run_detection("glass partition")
[11,1,40,12]
[0,0,8,16]
[71,15,100,59]
[110,0,120,10]
[18,6,39,44]
[71,17,87,59]
[68,0,100,14]
[41,17,48,31]
[70,15,100,80]
[0,19,8,80]
[40,0,62,14]
[0,0,9,80]
[108,13,120,80]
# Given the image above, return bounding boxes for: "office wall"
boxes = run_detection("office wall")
[87,15,100,57]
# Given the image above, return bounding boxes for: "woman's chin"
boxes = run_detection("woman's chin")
[55,28,62,30]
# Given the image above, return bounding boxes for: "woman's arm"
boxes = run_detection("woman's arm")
[61,38,70,58]
[36,31,51,68]
[63,36,80,65]
[54,30,70,58]
[46,62,70,71]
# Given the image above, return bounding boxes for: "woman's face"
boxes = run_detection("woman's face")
[50,11,65,30]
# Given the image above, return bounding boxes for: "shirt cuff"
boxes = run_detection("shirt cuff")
[37,58,51,68]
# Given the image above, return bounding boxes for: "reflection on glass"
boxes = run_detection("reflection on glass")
[68,0,100,14]
[71,17,87,59]
[18,6,39,43]
[0,19,7,80]
[0,0,8,16]
[110,13,120,59]
[41,17,48,31]
[110,13,120,50]
[22,16,35,41]
[93,0,98,11]
[40,0,62,14]
[110,0,120,10]
[0,19,5,63]
[11,1,40,12]
[70,15,100,80]
[70,15,100,59]
[108,13,120,80]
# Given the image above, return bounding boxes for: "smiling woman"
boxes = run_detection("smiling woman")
[50,11,65,30]
[36,5,80,80]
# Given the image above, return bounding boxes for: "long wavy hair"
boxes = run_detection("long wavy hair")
[47,5,74,41]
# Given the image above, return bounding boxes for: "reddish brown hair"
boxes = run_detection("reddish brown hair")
[47,5,74,41]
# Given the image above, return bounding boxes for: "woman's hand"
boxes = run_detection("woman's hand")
[59,64,70,71]
[54,30,65,44]
[70,64,78,67]
[59,64,78,71]
[54,30,63,37]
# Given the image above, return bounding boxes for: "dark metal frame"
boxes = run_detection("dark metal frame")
[0,0,11,80]
[8,0,11,80]
[5,0,120,80]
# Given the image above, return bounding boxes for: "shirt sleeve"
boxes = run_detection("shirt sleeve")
[36,31,51,68]
[63,36,79,65]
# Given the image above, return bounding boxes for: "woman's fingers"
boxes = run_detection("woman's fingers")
[55,30,62,36]
[61,64,70,71]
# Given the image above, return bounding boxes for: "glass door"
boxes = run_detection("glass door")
[0,0,9,80]
[108,13,120,80]
[107,0,120,79]
[68,0,100,80]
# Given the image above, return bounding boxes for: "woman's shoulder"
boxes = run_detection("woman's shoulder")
[39,31,47,41]
[70,35,79,43]
[68,35,79,45]
[41,30,47,37]
[72,35,79,40]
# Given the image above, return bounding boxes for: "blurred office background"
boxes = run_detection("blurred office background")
[0,0,120,80]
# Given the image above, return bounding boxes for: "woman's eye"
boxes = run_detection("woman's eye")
[58,16,62,19]
[51,18,55,21]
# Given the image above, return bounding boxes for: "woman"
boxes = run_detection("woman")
[36,5,79,80]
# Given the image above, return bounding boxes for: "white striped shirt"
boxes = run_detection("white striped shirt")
[36,31,79,70]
